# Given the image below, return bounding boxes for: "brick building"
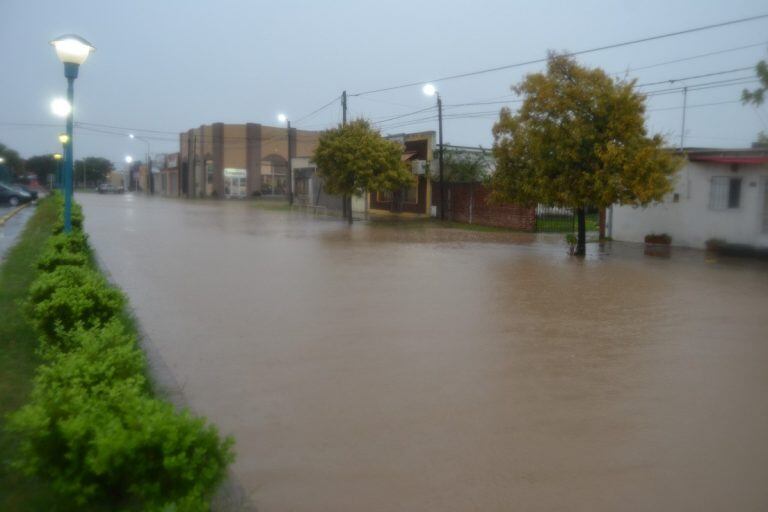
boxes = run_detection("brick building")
[179,123,320,199]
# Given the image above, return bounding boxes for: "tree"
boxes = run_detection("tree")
[25,154,60,185]
[313,119,413,223]
[74,157,113,187]
[754,131,768,148]
[442,147,490,183]
[742,59,767,106]
[491,53,680,256]
[0,141,24,179]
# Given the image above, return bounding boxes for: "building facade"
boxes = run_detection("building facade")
[611,148,768,249]
[179,123,320,199]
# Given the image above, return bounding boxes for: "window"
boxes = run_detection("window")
[709,177,741,210]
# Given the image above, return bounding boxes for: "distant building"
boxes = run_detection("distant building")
[611,148,768,249]
[179,123,320,199]
[154,153,179,197]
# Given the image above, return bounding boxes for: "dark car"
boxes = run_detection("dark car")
[15,184,39,200]
[0,183,33,206]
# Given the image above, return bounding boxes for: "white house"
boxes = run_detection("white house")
[611,148,768,249]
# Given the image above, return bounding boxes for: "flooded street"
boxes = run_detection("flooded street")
[80,193,768,512]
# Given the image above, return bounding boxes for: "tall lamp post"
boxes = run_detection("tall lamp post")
[53,153,63,189]
[125,155,134,192]
[50,35,95,234]
[129,133,152,194]
[58,133,69,189]
[277,113,293,205]
[422,83,444,220]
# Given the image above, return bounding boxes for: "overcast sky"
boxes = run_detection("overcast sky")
[1,0,767,167]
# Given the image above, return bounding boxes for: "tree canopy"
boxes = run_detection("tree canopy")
[442,147,491,183]
[0,142,25,178]
[742,59,767,106]
[25,154,60,184]
[313,119,413,221]
[75,157,113,185]
[491,53,680,255]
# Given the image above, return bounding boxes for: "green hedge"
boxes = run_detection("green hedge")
[8,194,234,510]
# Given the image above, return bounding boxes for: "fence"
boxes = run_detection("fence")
[534,205,601,233]
[433,182,536,231]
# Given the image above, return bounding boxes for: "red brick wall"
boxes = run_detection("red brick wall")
[433,182,536,231]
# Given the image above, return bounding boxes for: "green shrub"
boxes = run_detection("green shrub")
[27,266,124,342]
[52,201,84,234]
[9,380,234,510]
[36,232,90,272]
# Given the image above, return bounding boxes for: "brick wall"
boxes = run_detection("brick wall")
[433,182,536,231]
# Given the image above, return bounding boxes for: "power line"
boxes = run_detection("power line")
[293,95,341,125]
[350,13,768,96]
[636,66,755,87]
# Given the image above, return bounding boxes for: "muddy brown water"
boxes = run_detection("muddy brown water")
[79,194,768,511]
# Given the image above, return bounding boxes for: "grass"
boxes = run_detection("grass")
[535,212,599,233]
[0,197,60,510]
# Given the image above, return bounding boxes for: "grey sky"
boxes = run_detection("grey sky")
[1,0,767,168]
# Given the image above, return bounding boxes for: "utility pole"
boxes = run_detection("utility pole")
[342,90,347,126]
[679,86,688,150]
[437,94,445,220]
[341,91,348,220]
[287,119,293,206]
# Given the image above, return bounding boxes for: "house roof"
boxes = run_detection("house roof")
[678,147,768,166]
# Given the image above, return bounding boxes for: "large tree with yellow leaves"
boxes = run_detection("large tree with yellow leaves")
[491,53,680,255]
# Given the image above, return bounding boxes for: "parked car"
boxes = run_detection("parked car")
[0,183,33,206]
[14,184,39,200]
[98,183,124,194]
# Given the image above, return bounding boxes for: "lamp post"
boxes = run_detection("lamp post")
[125,155,134,192]
[422,83,444,220]
[53,153,63,189]
[58,133,69,189]
[277,113,293,205]
[50,34,95,234]
[129,133,152,194]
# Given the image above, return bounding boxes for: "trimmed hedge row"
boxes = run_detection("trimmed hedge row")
[8,194,234,511]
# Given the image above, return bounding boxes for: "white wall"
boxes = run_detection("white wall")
[612,161,768,249]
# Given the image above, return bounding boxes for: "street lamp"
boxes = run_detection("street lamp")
[53,153,62,189]
[50,34,95,234]
[422,83,445,220]
[51,98,72,118]
[277,113,293,205]
[125,155,134,192]
[129,133,152,194]
[57,133,69,189]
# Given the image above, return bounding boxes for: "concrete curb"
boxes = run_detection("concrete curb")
[0,202,30,226]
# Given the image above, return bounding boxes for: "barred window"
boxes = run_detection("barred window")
[709,177,741,210]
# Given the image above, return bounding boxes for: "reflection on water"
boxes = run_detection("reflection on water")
[80,195,768,512]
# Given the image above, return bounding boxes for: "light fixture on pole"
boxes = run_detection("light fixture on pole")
[53,153,63,189]
[277,113,293,205]
[422,83,444,220]
[50,34,95,233]
[51,98,72,118]
[129,133,152,194]
[57,133,70,189]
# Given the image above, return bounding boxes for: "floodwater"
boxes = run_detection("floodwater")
[79,193,768,512]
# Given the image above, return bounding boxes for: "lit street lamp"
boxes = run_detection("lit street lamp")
[57,133,69,189]
[50,34,95,234]
[125,155,134,192]
[277,113,293,205]
[422,83,444,220]
[53,153,63,189]
[129,133,152,194]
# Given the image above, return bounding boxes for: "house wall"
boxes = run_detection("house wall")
[612,161,768,248]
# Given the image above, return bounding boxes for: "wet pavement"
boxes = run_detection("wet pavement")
[0,205,34,262]
[79,193,768,512]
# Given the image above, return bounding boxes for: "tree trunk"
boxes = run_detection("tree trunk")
[347,195,353,225]
[575,207,586,256]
